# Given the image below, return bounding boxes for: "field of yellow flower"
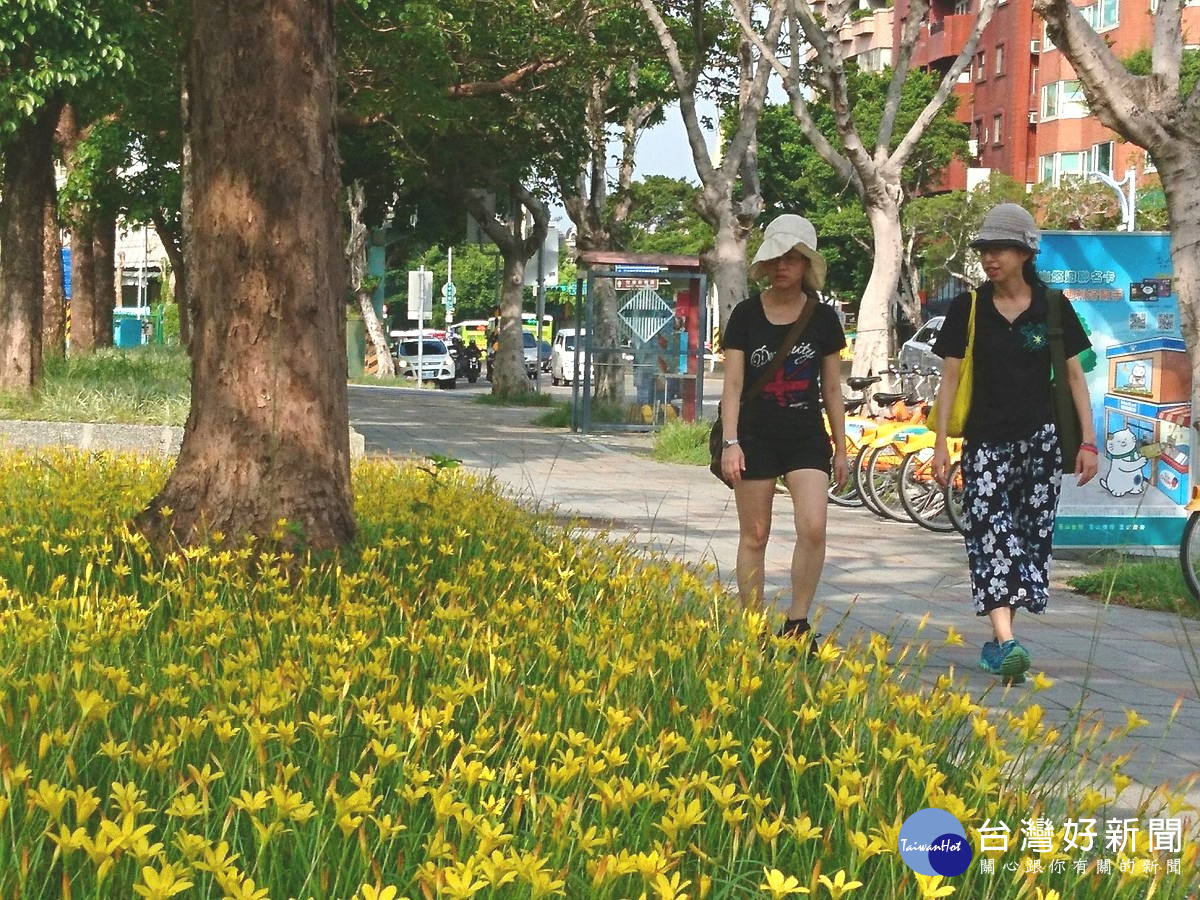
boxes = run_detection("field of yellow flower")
[0,449,1194,899]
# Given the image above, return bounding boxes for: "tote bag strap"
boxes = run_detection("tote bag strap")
[740,298,818,404]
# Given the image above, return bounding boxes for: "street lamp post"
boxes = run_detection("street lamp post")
[1088,167,1137,232]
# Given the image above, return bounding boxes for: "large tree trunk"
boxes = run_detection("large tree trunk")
[701,204,752,333]
[136,0,354,551]
[93,208,117,348]
[68,218,97,353]
[42,159,66,359]
[851,197,904,379]
[462,185,545,399]
[494,250,532,397]
[345,182,394,377]
[0,101,59,393]
[1159,162,1200,430]
[152,212,189,347]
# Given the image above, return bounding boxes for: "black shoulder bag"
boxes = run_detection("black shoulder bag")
[1046,289,1083,467]
[709,299,818,487]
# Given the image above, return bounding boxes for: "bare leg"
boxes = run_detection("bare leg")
[733,477,776,611]
[783,468,831,620]
[988,605,1015,642]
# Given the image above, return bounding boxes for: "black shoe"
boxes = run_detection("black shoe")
[776,618,821,659]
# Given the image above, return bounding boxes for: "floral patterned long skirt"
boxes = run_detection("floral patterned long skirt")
[959,423,1062,616]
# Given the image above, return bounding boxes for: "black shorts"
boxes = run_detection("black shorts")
[739,428,833,480]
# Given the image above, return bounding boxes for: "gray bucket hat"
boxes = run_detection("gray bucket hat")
[969,203,1040,253]
[749,214,828,292]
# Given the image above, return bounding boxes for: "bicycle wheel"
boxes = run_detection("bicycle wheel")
[864,442,911,523]
[944,459,968,535]
[1180,511,1200,601]
[828,437,862,507]
[898,447,957,532]
[855,443,884,516]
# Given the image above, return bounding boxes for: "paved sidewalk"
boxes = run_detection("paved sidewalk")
[352,385,1200,812]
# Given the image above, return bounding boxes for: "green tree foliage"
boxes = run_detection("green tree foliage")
[754,66,968,308]
[618,176,713,256]
[0,0,129,131]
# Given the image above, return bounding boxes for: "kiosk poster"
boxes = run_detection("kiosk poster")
[1039,231,1189,549]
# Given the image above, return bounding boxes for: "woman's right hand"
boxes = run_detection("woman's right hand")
[722,444,745,485]
[932,443,952,488]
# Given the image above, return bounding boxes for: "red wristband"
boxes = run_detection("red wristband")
[1079,442,1098,454]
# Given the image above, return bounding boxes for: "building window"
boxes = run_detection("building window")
[1039,150,1090,186]
[993,113,1004,145]
[1041,80,1088,120]
[1145,150,1157,173]
[1043,23,1056,52]
[1041,83,1059,119]
[1092,141,1114,176]
[1060,80,1088,117]
[975,50,987,81]
[995,44,1005,76]
[954,0,970,13]
[1098,0,1118,29]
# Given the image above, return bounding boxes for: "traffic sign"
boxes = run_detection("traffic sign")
[441,282,457,301]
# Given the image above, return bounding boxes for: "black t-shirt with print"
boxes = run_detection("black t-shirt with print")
[722,295,846,438]
[932,281,1090,443]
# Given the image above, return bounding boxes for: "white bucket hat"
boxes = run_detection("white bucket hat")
[749,214,828,292]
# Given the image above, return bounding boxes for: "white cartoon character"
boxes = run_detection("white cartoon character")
[1127,363,1148,392]
[1099,428,1148,497]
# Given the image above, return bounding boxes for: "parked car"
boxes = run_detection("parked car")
[899,316,944,373]
[550,328,592,385]
[521,331,549,378]
[393,335,456,388]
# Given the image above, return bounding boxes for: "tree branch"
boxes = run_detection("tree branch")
[889,0,998,167]
[447,60,565,99]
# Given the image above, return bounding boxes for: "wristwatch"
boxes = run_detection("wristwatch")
[723,438,739,447]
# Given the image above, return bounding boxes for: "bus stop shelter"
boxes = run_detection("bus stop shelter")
[570,252,708,434]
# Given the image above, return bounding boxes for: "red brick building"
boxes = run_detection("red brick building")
[893,0,1199,192]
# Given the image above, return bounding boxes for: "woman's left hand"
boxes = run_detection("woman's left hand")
[831,447,848,490]
[1075,445,1100,486]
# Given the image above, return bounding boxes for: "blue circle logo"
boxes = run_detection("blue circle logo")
[898,808,972,877]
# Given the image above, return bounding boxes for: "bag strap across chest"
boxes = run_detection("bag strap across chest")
[740,298,817,404]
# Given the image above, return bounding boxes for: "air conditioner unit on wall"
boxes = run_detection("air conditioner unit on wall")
[1028,110,1039,124]
[1030,39,1041,54]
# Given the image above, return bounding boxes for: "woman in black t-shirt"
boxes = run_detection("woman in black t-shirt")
[719,215,847,644]
[931,203,1099,683]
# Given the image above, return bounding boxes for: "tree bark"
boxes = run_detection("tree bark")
[854,199,905,378]
[152,212,189,347]
[42,160,66,359]
[68,218,97,353]
[345,182,394,377]
[136,0,355,551]
[93,208,117,348]
[738,0,997,377]
[462,185,546,399]
[638,0,784,332]
[0,101,60,393]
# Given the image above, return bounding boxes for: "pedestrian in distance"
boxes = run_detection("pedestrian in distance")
[719,214,848,645]
[930,203,1099,683]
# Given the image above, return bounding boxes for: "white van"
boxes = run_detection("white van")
[550,328,589,385]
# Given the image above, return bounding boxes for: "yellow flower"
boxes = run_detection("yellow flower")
[132,862,192,899]
[1030,672,1054,690]
[222,876,271,900]
[357,885,401,900]
[914,873,956,898]
[760,867,810,896]
[817,870,863,898]
[651,871,691,900]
